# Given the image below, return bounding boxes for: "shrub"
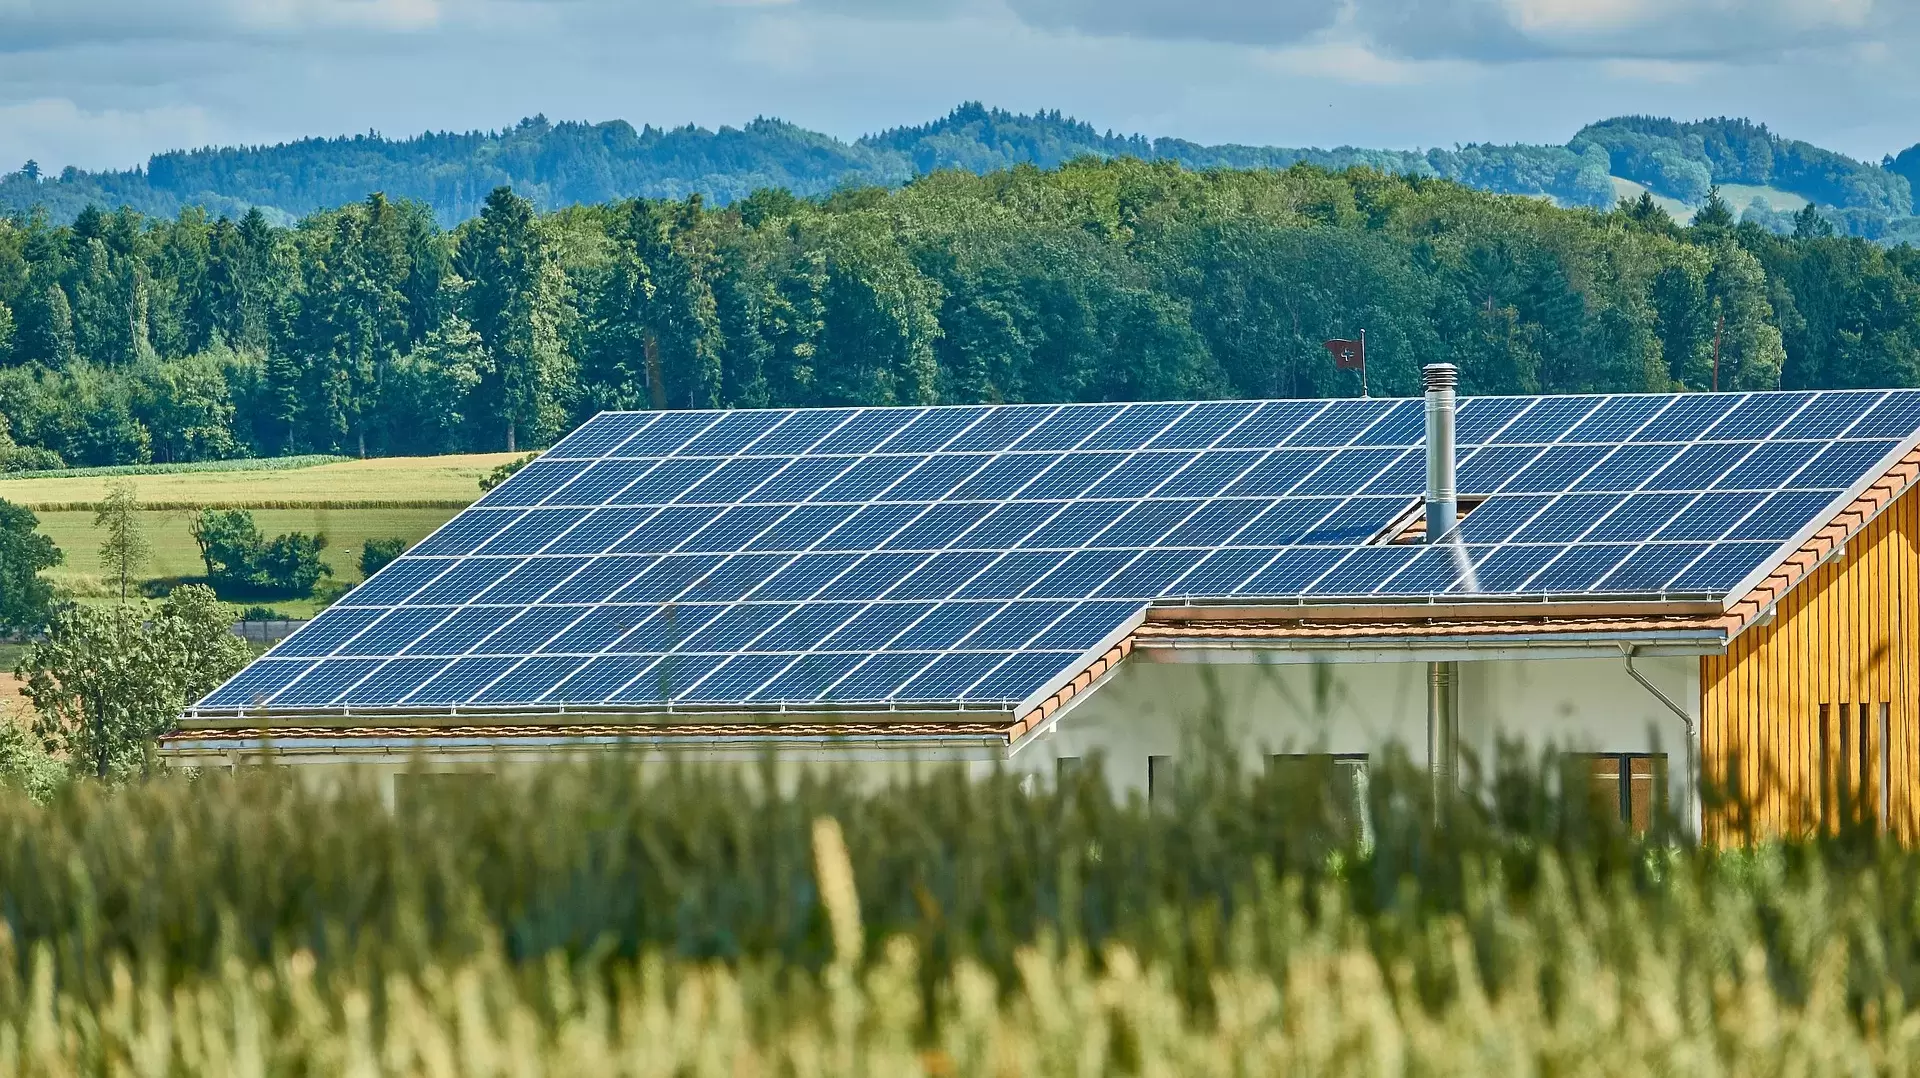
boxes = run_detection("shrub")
[188,507,331,598]
[0,497,61,632]
[479,452,538,492]
[359,536,408,578]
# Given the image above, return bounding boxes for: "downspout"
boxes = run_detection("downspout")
[1424,363,1460,795]
[1620,642,1697,836]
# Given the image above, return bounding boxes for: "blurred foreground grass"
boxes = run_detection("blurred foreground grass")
[1,741,1917,1074]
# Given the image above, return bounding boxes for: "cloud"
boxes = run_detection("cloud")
[1001,0,1342,46]
[0,0,443,51]
[1354,0,1900,62]
[0,98,221,172]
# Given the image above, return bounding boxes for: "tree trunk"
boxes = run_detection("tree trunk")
[506,423,516,453]
[645,333,667,410]
[358,429,367,459]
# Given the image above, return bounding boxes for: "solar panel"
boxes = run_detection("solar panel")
[196,389,1920,718]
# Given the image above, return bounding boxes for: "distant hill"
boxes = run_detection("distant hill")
[1,102,1914,240]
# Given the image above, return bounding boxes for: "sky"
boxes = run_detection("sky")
[0,0,1915,173]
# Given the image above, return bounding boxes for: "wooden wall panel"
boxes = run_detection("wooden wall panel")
[1701,486,1920,842]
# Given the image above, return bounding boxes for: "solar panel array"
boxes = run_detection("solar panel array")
[197,389,1920,716]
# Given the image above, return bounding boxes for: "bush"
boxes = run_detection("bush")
[359,536,408,578]
[479,452,537,492]
[188,507,331,598]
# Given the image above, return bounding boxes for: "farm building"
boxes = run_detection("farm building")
[166,370,1920,838]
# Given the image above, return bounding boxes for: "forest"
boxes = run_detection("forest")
[3,104,1913,235]
[1,158,1919,469]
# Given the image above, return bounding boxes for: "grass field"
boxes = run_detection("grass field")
[0,754,1916,1072]
[34,506,463,617]
[0,451,522,510]
[1,452,513,620]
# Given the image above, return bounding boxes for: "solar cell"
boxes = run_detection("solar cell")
[474,557,591,604]
[343,657,451,707]
[1795,440,1900,488]
[1309,546,1420,595]
[1162,500,1266,546]
[1238,547,1348,594]
[748,409,854,454]
[548,656,653,703]
[1095,549,1205,598]
[751,653,866,701]
[410,510,522,557]
[199,390,1920,718]
[339,608,455,656]
[1503,445,1610,493]
[1499,397,1603,443]
[548,412,653,458]
[878,407,988,452]
[480,460,589,506]
[1171,548,1279,597]
[474,656,586,704]
[1454,396,1532,444]
[274,607,385,657]
[1149,401,1258,448]
[1598,544,1708,592]
[892,602,1006,650]
[679,410,786,456]
[1025,550,1136,599]
[1216,400,1329,448]
[405,657,519,704]
[957,551,1066,598]
[1562,395,1670,443]
[1704,393,1810,440]
[895,651,1011,700]
[812,408,922,454]
[749,504,858,551]
[1012,404,1122,450]
[962,601,1072,649]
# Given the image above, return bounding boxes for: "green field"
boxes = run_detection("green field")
[34,507,463,617]
[1,452,515,618]
[1609,175,1812,224]
[0,451,522,510]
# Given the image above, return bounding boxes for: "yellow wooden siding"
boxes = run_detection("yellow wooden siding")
[1701,485,1920,841]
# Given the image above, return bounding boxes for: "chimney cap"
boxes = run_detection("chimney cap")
[1423,363,1459,391]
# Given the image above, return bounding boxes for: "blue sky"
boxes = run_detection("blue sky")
[0,0,1914,172]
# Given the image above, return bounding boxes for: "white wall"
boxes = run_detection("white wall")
[1018,652,1699,817]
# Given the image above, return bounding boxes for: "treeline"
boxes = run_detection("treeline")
[10,104,1914,232]
[2,159,1920,467]
[1575,116,1912,218]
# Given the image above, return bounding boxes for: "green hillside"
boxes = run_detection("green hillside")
[6,103,1908,237]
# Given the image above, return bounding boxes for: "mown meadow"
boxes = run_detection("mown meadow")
[0,452,512,618]
[1,739,1917,1075]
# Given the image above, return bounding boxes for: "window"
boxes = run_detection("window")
[1574,753,1667,833]
[1056,756,1083,785]
[1820,702,1888,831]
[1268,753,1372,845]
[1375,497,1489,544]
[1148,755,1175,804]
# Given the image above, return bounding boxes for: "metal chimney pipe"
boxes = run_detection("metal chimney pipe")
[1423,363,1460,797]
[1424,363,1459,543]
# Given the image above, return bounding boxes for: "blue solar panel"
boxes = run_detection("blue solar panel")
[198,390,1920,717]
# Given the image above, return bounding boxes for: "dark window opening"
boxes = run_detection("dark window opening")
[1375,497,1489,545]
[1572,753,1667,833]
[1268,753,1372,845]
[1821,701,1888,831]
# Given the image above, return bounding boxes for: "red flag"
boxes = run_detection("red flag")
[1323,337,1365,371]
